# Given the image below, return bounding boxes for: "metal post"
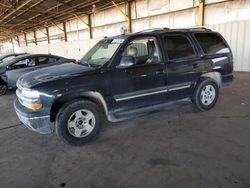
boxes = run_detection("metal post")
[198,0,205,27]
[46,27,50,44]
[24,32,28,46]
[63,22,67,42]
[11,38,15,53]
[34,30,37,45]
[127,1,132,33]
[112,0,132,33]
[17,36,20,47]
[88,14,93,39]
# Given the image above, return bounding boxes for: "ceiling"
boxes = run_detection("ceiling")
[0,0,126,40]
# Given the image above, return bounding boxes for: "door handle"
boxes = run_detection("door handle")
[155,68,167,75]
[155,70,163,75]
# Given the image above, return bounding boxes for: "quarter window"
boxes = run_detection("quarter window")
[164,35,196,60]
[194,33,229,54]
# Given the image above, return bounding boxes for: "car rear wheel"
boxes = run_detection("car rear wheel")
[55,100,102,146]
[192,78,219,111]
[0,85,7,96]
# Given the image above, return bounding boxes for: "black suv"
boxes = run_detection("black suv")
[14,28,233,146]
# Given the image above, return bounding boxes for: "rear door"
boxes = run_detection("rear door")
[162,33,204,100]
[6,57,37,88]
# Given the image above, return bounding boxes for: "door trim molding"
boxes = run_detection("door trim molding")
[115,88,168,102]
[114,82,191,102]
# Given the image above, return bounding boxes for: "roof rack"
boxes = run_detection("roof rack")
[135,27,211,33]
[135,28,169,33]
[185,27,212,31]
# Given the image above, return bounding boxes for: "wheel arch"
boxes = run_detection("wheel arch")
[50,91,108,122]
[0,77,7,86]
[199,71,222,87]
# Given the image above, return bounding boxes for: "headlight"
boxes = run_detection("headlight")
[22,88,40,98]
[18,88,42,110]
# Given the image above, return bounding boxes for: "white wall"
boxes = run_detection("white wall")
[20,39,100,60]
[209,20,250,72]
[1,0,250,70]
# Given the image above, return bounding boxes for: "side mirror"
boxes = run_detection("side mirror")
[117,56,135,68]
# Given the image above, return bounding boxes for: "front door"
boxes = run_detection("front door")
[6,57,37,88]
[110,36,167,111]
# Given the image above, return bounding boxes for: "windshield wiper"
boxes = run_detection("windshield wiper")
[78,60,91,67]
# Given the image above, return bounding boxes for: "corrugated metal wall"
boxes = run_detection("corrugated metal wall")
[209,20,250,72]
[1,0,250,71]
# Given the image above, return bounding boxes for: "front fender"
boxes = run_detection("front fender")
[50,91,110,122]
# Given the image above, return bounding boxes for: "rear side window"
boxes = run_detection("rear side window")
[164,35,196,60]
[194,33,230,54]
[48,57,58,63]
[38,56,49,65]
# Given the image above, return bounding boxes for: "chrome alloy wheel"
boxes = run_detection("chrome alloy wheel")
[67,109,96,138]
[200,84,216,106]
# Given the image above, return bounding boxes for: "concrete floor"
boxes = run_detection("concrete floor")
[0,72,250,188]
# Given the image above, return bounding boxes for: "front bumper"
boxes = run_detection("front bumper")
[14,98,53,134]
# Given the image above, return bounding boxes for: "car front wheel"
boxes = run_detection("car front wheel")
[55,100,102,146]
[192,78,219,111]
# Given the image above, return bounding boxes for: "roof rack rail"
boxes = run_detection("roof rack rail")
[187,27,211,31]
[136,28,169,33]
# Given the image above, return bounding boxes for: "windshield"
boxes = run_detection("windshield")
[2,56,16,62]
[0,58,15,67]
[80,38,124,67]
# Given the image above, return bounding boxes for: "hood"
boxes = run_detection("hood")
[19,63,94,88]
[0,67,6,74]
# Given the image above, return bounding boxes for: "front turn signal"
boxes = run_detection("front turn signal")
[30,103,43,110]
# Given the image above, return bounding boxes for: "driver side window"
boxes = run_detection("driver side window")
[12,58,36,69]
[121,37,161,66]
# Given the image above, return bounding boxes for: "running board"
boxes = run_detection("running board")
[108,98,191,122]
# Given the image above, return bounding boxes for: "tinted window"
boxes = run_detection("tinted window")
[38,56,49,65]
[38,56,58,65]
[194,33,229,54]
[164,35,196,60]
[48,57,58,63]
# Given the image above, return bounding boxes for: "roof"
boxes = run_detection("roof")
[105,27,213,40]
[0,53,27,60]
[8,53,65,61]
[0,0,126,40]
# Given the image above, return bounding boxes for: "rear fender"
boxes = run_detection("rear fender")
[200,71,222,87]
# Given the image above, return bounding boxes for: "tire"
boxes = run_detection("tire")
[0,84,7,96]
[192,78,219,112]
[55,100,102,146]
